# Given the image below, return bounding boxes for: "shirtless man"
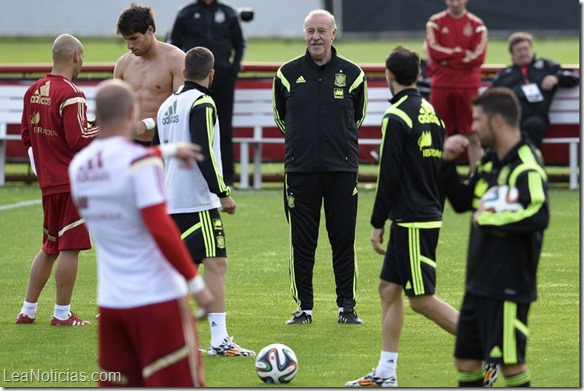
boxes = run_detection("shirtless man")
[114,3,185,146]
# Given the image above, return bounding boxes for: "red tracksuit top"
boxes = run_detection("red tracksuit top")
[425,10,487,88]
[21,74,98,195]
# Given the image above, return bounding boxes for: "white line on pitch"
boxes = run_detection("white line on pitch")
[0,199,41,211]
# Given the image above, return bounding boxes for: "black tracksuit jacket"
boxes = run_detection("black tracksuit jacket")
[443,140,549,303]
[370,88,446,228]
[169,0,245,72]
[491,57,579,124]
[272,47,367,173]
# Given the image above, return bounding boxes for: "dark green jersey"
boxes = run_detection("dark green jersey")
[370,88,446,228]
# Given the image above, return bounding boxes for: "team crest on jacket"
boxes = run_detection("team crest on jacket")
[334,72,346,87]
[463,23,473,36]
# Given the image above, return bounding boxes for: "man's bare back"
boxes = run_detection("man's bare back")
[114,41,185,142]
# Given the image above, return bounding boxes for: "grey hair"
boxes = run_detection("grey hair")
[304,9,337,31]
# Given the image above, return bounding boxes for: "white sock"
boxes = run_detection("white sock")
[303,310,313,316]
[209,313,228,347]
[376,351,398,378]
[20,301,37,318]
[54,304,71,320]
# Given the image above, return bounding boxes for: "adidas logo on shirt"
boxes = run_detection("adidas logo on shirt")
[161,100,179,125]
[30,81,51,105]
[296,76,306,83]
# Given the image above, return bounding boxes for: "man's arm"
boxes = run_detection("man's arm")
[169,48,186,93]
[20,91,31,148]
[229,9,246,74]
[460,23,488,67]
[490,68,508,88]
[555,66,580,88]
[441,135,476,213]
[369,115,406,256]
[141,203,199,280]
[189,96,231,198]
[131,153,213,308]
[370,115,405,229]
[149,143,204,168]
[141,204,213,307]
[425,19,465,62]
[62,93,99,151]
[272,70,287,134]
[113,55,126,80]
[168,12,185,50]
[353,70,368,128]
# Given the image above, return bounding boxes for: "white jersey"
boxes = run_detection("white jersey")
[157,86,223,213]
[69,136,188,309]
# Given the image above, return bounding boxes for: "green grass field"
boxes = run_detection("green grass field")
[0,33,580,387]
[0,184,579,387]
[0,36,579,65]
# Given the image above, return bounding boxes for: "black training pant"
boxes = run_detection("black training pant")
[284,172,359,311]
[210,67,237,185]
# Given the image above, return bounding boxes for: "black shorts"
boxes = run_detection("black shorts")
[454,292,530,365]
[380,221,441,296]
[172,209,227,264]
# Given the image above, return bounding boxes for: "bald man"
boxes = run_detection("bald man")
[17,34,99,326]
[69,79,212,386]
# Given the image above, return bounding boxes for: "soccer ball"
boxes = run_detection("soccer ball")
[480,185,522,213]
[255,343,298,384]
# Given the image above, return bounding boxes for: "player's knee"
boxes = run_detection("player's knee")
[453,357,481,372]
[203,257,228,276]
[378,280,400,302]
[408,295,434,315]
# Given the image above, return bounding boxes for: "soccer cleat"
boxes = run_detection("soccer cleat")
[338,310,364,324]
[207,336,256,357]
[50,312,91,326]
[346,369,397,387]
[285,310,313,325]
[16,313,36,324]
[483,362,500,387]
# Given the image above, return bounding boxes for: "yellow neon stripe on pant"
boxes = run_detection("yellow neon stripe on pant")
[408,227,424,295]
[285,175,298,303]
[181,222,202,240]
[503,301,518,364]
[288,208,298,303]
[201,211,216,258]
